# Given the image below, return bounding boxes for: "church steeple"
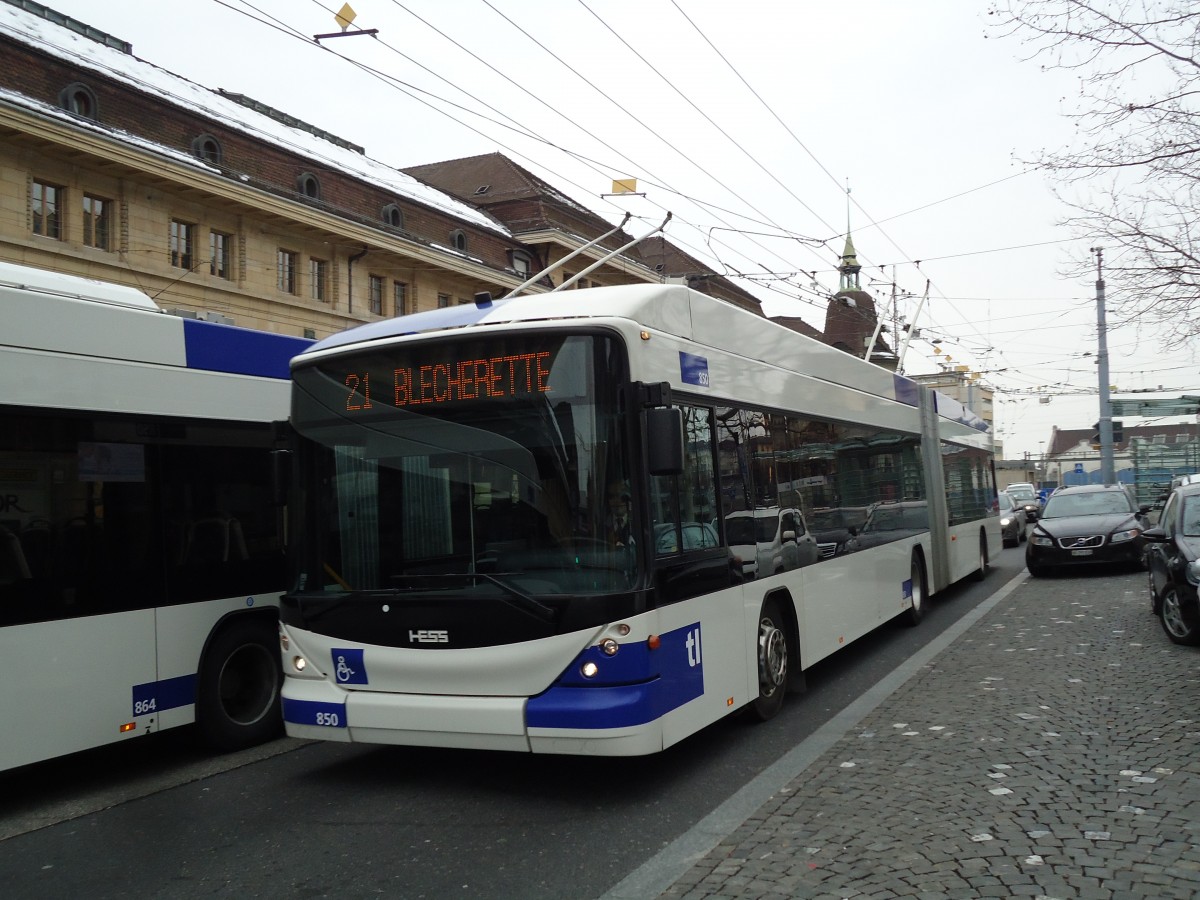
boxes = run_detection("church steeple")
[839,231,861,292]
[839,187,861,292]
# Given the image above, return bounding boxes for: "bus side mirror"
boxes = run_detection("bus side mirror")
[646,407,684,475]
[270,449,291,507]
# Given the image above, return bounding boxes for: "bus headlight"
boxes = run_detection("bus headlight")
[600,639,619,656]
[581,661,599,678]
[292,655,307,672]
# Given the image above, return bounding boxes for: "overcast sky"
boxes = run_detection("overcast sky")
[41,0,1200,460]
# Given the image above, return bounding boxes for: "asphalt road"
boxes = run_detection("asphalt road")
[0,545,1029,899]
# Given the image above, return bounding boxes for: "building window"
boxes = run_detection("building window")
[31,181,63,240]
[450,229,467,252]
[510,251,533,278]
[170,219,195,269]
[82,194,110,250]
[210,230,232,279]
[58,82,97,119]
[303,328,316,340]
[393,281,408,316]
[191,133,224,165]
[368,274,384,314]
[277,249,298,294]
[437,293,451,309]
[310,258,328,302]
[382,203,404,229]
[297,172,321,199]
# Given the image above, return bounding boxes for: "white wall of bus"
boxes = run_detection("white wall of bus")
[0,285,289,769]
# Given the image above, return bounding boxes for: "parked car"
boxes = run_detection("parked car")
[809,506,869,559]
[845,501,929,553]
[724,507,818,577]
[1144,480,1200,645]
[1005,484,1042,522]
[997,492,1028,548]
[1025,483,1151,577]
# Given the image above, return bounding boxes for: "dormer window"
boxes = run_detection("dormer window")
[382,203,404,229]
[58,82,98,120]
[191,133,224,165]
[474,184,491,195]
[450,229,467,252]
[297,172,321,200]
[508,249,533,277]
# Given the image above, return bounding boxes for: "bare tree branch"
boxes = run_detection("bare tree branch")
[989,0,1200,345]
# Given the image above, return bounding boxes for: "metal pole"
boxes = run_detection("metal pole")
[1092,248,1116,483]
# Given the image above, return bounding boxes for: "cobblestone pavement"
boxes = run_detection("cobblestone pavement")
[660,569,1200,899]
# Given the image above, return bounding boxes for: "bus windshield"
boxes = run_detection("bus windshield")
[290,332,634,599]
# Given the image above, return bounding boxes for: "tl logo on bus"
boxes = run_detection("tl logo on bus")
[685,626,702,667]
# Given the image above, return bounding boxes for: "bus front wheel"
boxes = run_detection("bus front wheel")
[747,599,789,722]
[197,615,283,752]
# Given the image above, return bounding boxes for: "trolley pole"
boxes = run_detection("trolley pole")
[1092,248,1116,483]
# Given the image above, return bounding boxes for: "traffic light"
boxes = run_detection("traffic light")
[1090,420,1124,447]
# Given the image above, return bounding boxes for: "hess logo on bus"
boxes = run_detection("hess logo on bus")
[409,629,449,644]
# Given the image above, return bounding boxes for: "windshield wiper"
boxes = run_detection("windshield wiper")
[389,573,556,624]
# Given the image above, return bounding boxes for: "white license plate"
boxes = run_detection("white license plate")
[1070,549,1094,556]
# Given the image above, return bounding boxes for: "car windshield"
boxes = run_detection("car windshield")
[810,508,867,530]
[724,512,778,544]
[1183,497,1200,537]
[1042,491,1133,518]
[1007,488,1035,501]
[863,505,928,531]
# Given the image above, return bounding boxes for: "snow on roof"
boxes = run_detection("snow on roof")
[0,4,509,236]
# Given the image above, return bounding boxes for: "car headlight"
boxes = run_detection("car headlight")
[1110,528,1140,544]
[1030,534,1054,547]
[1000,517,1013,527]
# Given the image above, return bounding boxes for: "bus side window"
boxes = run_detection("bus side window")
[650,406,718,557]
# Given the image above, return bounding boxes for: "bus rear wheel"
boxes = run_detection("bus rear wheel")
[197,616,283,752]
[747,599,789,722]
[903,551,927,627]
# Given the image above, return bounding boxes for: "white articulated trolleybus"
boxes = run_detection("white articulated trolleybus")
[0,261,310,771]
[279,275,1000,756]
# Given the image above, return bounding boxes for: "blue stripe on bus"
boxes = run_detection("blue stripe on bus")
[893,373,920,407]
[282,697,347,728]
[131,674,196,717]
[526,622,705,730]
[182,318,313,379]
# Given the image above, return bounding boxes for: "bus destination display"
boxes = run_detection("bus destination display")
[340,350,553,412]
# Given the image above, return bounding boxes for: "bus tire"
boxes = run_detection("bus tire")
[903,550,928,627]
[196,615,283,752]
[970,530,989,582]
[747,598,789,722]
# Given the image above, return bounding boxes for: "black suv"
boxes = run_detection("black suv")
[1026,483,1151,576]
[1144,481,1200,644]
